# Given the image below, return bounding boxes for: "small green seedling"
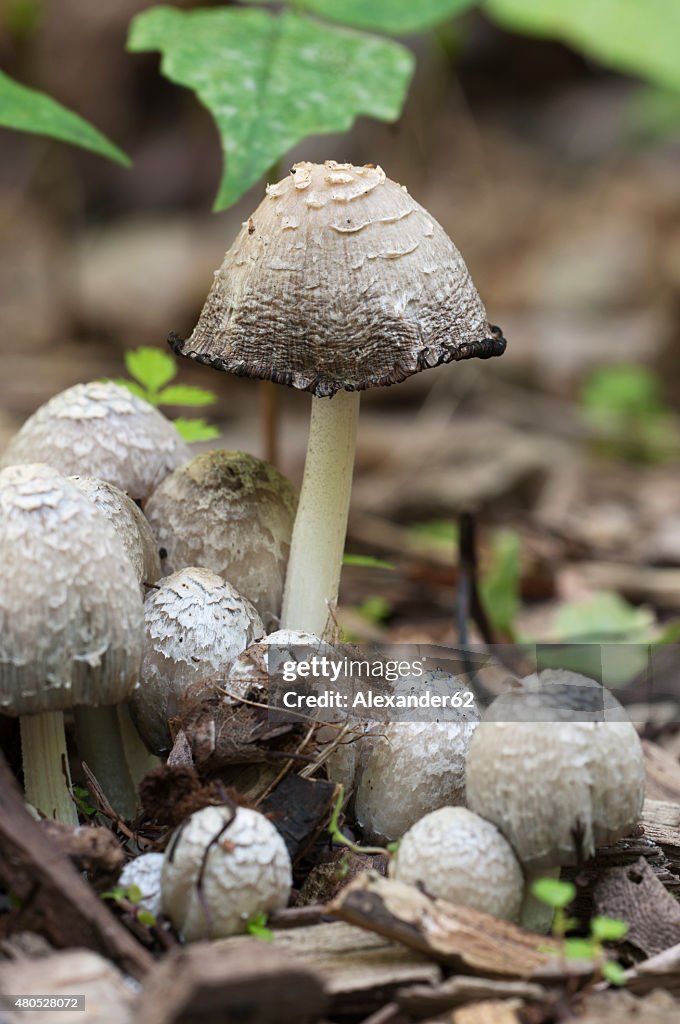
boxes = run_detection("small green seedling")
[328,785,389,857]
[246,912,274,941]
[101,883,157,929]
[115,346,219,442]
[531,877,629,986]
[71,785,96,818]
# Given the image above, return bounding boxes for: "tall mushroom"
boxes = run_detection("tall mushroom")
[0,464,144,823]
[170,161,505,636]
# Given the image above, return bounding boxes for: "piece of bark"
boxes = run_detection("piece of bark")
[397,978,548,1019]
[573,988,680,1023]
[593,857,680,958]
[625,941,680,995]
[327,872,560,978]
[452,1000,523,1024]
[170,693,293,771]
[359,1004,409,1024]
[298,849,389,906]
[40,821,125,877]
[0,753,151,980]
[0,949,135,1024]
[260,774,339,861]
[136,941,327,1024]
[642,742,680,803]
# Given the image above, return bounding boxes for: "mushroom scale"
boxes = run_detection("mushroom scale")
[391,806,524,922]
[131,567,264,754]
[172,161,505,397]
[145,450,298,629]
[161,805,292,941]
[0,381,190,501]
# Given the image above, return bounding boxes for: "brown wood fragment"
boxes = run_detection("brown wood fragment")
[136,940,328,1024]
[40,820,125,877]
[642,742,680,803]
[327,871,560,978]
[298,848,389,905]
[360,1003,410,1024]
[452,1000,523,1024]
[625,941,680,995]
[0,753,151,980]
[593,857,680,958]
[397,977,548,1018]
[260,773,339,861]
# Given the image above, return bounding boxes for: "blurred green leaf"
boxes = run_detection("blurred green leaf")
[601,959,627,985]
[563,937,596,961]
[128,6,414,210]
[173,417,221,442]
[483,0,680,94]
[242,0,478,34]
[355,595,392,624]
[531,877,576,909]
[126,884,142,906]
[125,347,177,393]
[553,591,654,643]
[0,69,130,165]
[343,553,395,570]
[137,909,157,927]
[246,913,274,940]
[581,365,667,420]
[155,384,217,407]
[628,86,680,145]
[591,916,629,942]
[406,519,458,548]
[479,530,521,638]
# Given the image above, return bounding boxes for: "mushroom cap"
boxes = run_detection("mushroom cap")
[70,476,161,587]
[465,674,645,870]
[225,629,329,704]
[391,806,523,922]
[0,381,190,501]
[484,668,632,723]
[131,567,264,753]
[161,804,292,941]
[171,161,505,397]
[118,852,164,919]
[145,450,298,628]
[355,709,479,844]
[0,464,144,715]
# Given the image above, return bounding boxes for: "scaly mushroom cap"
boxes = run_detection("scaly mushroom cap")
[161,805,292,941]
[0,464,144,716]
[171,161,505,397]
[225,628,328,703]
[131,567,264,753]
[145,450,298,628]
[0,382,190,501]
[391,806,524,922]
[70,476,161,587]
[465,673,645,870]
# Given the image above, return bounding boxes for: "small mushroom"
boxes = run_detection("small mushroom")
[161,804,292,941]
[391,806,524,922]
[465,669,645,930]
[70,476,161,588]
[144,450,298,628]
[170,161,505,636]
[118,852,164,919]
[225,628,333,704]
[0,464,144,823]
[0,381,190,501]
[131,567,264,754]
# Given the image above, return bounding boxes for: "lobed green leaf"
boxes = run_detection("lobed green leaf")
[155,384,218,407]
[241,0,478,35]
[173,417,221,442]
[531,877,575,909]
[124,347,177,393]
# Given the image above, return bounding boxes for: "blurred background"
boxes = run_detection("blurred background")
[2,0,680,654]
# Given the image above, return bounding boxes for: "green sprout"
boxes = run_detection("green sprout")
[101,883,157,929]
[114,346,219,442]
[246,912,274,941]
[532,877,629,986]
[328,785,390,857]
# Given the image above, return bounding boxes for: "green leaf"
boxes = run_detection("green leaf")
[479,530,521,638]
[125,347,177,393]
[343,553,395,570]
[591,916,629,942]
[483,0,680,94]
[563,937,596,961]
[155,384,217,407]
[173,417,221,442]
[242,0,478,34]
[553,591,654,644]
[601,959,627,986]
[355,595,392,624]
[128,6,414,210]
[531,877,575,909]
[100,887,126,905]
[581,365,667,420]
[246,913,274,941]
[126,884,142,905]
[112,378,149,402]
[406,520,458,548]
[0,69,130,165]
[137,909,157,927]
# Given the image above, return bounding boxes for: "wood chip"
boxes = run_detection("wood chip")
[452,999,523,1024]
[327,871,560,978]
[397,977,548,1019]
[642,742,680,804]
[593,857,680,958]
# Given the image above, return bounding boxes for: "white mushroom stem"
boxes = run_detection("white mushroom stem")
[282,390,360,637]
[20,712,77,825]
[73,706,157,821]
[520,867,560,933]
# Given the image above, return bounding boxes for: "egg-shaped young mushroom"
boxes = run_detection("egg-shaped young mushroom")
[70,476,161,587]
[170,161,505,637]
[131,567,264,754]
[225,628,330,704]
[161,804,291,941]
[145,450,297,629]
[0,381,189,501]
[391,806,523,922]
[0,464,144,823]
[465,669,645,929]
